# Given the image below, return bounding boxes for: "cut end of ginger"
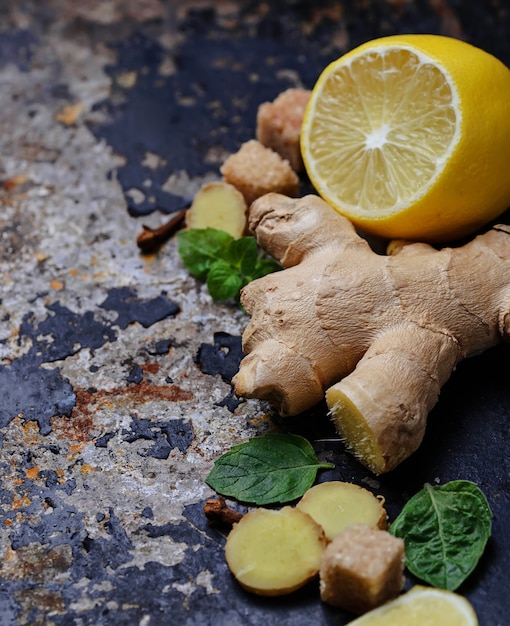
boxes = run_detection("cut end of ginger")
[326,385,387,475]
[225,506,326,596]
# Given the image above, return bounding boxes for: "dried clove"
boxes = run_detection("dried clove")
[203,496,243,528]
[136,209,187,252]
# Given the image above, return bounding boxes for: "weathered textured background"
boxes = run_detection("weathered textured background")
[1,1,510,625]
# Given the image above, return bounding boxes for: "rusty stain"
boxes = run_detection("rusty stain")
[68,442,88,454]
[12,495,31,509]
[51,382,192,442]
[25,467,39,480]
[142,253,158,265]
[72,382,193,414]
[141,362,159,374]
[22,420,40,442]
[2,174,29,190]
[55,102,85,126]
[80,463,94,474]
[52,396,95,442]
[3,544,72,585]
[50,279,65,290]
[15,588,65,618]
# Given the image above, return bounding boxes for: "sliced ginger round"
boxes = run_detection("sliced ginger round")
[301,34,510,242]
[185,181,247,238]
[225,506,326,596]
[347,585,478,626]
[296,481,387,541]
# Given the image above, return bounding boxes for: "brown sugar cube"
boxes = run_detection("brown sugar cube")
[256,88,311,172]
[319,524,405,614]
[220,140,299,206]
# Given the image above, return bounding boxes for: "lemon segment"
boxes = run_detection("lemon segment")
[301,35,510,242]
[348,586,478,626]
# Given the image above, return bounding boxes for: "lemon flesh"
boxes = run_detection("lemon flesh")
[305,46,458,213]
[349,586,478,626]
[301,35,510,242]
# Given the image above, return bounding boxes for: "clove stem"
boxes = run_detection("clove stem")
[136,209,187,252]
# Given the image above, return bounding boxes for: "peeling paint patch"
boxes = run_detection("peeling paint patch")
[197,332,244,412]
[122,414,194,458]
[100,287,180,329]
[20,302,117,362]
[0,354,75,433]
[89,24,329,217]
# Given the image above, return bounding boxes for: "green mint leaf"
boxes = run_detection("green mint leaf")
[207,259,244,301]
[177,228,234,280]
[390,480,492,590]
[250,257,282,281]
[177,228,280,303]
[206,433,334,505]
[224,237,259,275]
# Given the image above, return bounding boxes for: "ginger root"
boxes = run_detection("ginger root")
[185,181,247,238]
[225,506,326,596]
[232,193,510,474]
[296,482,387,541]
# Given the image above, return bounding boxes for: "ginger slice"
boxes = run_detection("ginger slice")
[320,524,405,614]
[296,481,387,542]
[225,506,326,596]
[185,181,247,238]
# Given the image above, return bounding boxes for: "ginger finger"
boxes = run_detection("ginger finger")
[326,323,461,474]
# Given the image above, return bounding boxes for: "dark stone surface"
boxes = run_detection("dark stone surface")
[1,2,510,625]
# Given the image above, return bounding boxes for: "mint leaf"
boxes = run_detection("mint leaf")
[207,259,244,301]
[177,227,281,302]
[250,257,282,280]
[206,433,334,505]
[177,228,234,280]
[224,236,258,274]
[390,480,492,590]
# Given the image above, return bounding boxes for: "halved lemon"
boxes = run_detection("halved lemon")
[349,586,478,626]
[301,34,510,242]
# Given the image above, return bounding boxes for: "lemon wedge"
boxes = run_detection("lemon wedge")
[348,586,478,626]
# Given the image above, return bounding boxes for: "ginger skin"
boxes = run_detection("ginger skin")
[232,193,510,474]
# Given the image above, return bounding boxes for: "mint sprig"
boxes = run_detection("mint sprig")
[177,228,280,302]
